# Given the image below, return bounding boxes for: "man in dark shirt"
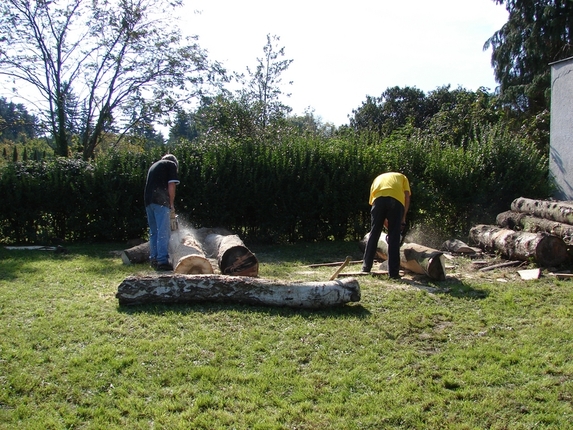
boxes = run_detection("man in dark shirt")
[144,154,180,271]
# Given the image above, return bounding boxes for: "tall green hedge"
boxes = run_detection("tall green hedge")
[0,126,552,244]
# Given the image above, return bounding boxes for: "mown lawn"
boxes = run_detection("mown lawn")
[1,241,572,429]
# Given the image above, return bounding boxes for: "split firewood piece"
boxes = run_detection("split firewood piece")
[478,260,522,272]
[518,268,541,280]
[496,210,573,243]
[116,274,361,308]
[550,272,573,279]
[510,197,573,225]
[307,260,363,268]
[169,232,213,274]
[360,234,446,281]
[441,239,481,254]
[329,256,352,280]
[469,224,569,267]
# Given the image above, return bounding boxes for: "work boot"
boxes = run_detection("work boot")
[156,262,173,271]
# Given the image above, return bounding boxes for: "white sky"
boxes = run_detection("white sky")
[181,0,509,127]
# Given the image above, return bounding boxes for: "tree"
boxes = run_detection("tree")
[237,34,293,133]
[0,0,222,159]
[168,109,199,143]
[484,0,573,115]
[192,93,257,141]
[423,86,502,146]
[349,85,504,145]
[286,108,337,138]
[0,97,38,142]
[349,86,426,138]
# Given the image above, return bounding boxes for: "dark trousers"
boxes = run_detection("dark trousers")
[362,196,404,277]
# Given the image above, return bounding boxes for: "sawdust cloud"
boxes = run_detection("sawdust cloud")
[405,224,451,250]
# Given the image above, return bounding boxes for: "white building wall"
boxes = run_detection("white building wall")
[550,57,573,200]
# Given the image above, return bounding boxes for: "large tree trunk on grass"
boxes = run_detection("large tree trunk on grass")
[511,197,573,225]
[169,232,213,274]
[360,234,447,280]
[496,210,573,244]
[121,241,150,265]
[116,274,361,308]
[203,233,259,277]
[469,224,569,266]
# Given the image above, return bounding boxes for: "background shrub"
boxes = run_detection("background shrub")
[0,128,551,245]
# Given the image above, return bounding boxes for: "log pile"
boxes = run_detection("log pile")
[120,227,259,277]
[117,227,359,309]
[469,197,571,267]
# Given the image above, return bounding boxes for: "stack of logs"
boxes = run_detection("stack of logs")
[120,227,259,277]
[469,197,572,267]
[116,227,362,309]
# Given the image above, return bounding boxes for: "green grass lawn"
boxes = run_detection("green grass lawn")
[1,241,572,429]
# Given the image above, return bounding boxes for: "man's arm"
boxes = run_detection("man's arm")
[168,182,177,209]
[403,191,410,222]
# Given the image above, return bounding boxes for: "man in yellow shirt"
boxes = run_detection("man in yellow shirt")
[361,172,411,279]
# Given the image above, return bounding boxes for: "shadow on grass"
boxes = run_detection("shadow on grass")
[117,301,372,319]
[0,247,65,281]
[401,276,489,300]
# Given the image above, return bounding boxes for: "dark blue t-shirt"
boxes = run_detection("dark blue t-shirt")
[144,159,179,207]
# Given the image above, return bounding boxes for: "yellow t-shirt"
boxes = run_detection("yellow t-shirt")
[369,172,411,206]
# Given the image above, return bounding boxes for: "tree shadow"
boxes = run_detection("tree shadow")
[117,301,372,319]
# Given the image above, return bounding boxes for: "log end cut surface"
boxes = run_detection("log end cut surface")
[174,255,214,275]
[220,246,259,277]
[535,235,569,266]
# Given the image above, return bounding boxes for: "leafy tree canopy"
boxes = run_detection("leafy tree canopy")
[485,0,573,114]
[0,0,224,159]
[0,97,38,142]
[349,86,503,145]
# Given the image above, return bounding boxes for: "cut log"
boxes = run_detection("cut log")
[169,232,214,274]
[120,241,150,265]
[116,274,361,309]
[510,197,573,225]
[496,210,573,243]
[203,233,259,277]
[441,239,481,254]
[469,224,570,266]
[360,234,446,280]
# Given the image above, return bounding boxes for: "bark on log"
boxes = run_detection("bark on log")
[496,210,573,244]
[511,197,573,225]
[469,224,569,266]
[203,233,259,277]
[360,234,446,280]
[169,232,214,274]
[116,274,361,309]
[121,241,150,265]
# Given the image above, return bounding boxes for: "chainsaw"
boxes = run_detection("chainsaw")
[170,209,179,231]
[385,221,408,246]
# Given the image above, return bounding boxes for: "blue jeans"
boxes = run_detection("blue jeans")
[362,196,404,277]
[146,204,171,265]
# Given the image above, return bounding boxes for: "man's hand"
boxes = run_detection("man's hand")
[170,209,178,231]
